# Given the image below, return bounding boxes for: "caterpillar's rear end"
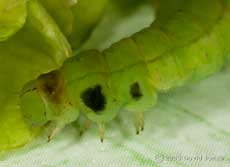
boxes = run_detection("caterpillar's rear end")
[20,0,230,141]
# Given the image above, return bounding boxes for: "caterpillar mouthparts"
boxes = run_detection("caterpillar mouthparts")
[20,0,230,142]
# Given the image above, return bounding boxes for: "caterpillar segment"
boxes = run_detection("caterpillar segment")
[20,0,230,141]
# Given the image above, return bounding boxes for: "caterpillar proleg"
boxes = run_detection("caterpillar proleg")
[20,0,230,141]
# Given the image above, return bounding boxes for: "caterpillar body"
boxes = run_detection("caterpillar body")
[20,0,230,141]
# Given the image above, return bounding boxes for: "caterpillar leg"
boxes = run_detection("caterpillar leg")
[79,122,91,136]
[134,112,144,135]
[98,122,106,143]
[46,121,63,142]
[78,116,92,136]
[47,102,79,141]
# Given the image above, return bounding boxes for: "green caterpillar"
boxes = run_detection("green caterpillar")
[20,0,230,141]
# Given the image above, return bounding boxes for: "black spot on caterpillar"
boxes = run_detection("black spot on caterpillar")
[81,85,106,113]
[130,82,143,100]
[20,0,230,141]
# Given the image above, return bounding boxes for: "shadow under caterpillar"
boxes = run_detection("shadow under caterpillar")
[20,0,230,142]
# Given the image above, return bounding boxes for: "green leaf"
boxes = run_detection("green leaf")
[38,0,74,36]
[0,0,27,41]
[0,0,71,152]
[39,0,109,49]
[69,0,109,49]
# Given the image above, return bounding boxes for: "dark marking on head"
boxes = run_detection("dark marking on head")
[81,85,106,113]
[38,70,65,104]
[130,82,143,100]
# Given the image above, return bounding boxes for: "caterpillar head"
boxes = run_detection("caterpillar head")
[20,80,50,127]
[20,71,79,139]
